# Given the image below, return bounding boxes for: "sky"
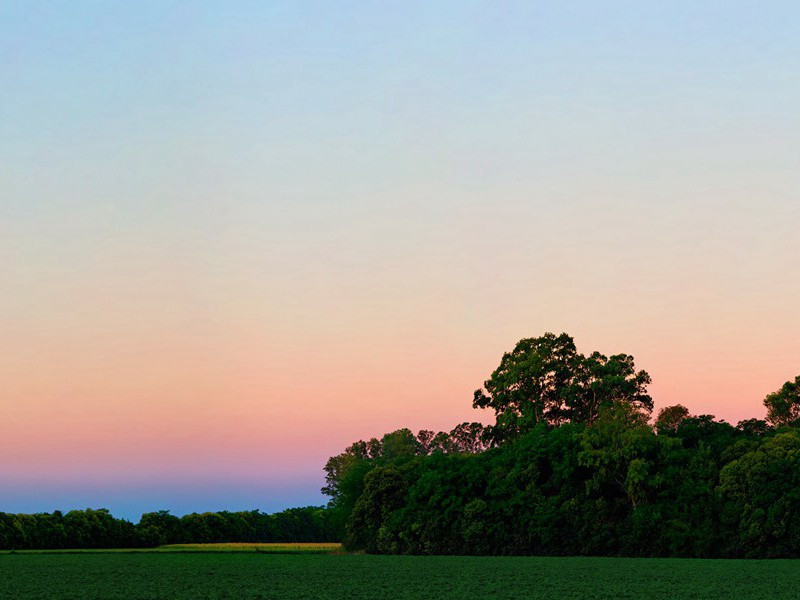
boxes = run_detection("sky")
[2,1,799,521]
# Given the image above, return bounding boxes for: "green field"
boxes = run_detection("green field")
[2,552,800,599]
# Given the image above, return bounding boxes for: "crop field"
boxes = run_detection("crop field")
[2,552,800,599]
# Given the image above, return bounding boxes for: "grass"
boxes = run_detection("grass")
[2,553,800,599]
[157,542,342,554]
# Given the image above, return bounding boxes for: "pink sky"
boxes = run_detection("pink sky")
[2,2,799,518]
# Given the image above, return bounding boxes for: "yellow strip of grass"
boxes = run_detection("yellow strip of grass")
[157,543,342,553]
[0,543,342,555]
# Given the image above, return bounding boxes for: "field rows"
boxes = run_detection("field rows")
[2,553,800,599]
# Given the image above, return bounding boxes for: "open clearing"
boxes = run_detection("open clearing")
[2,553,800,599]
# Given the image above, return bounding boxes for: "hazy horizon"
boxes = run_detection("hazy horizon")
[2,1,799,520]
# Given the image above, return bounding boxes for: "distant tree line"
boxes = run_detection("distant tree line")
[324,333,800,558]
[0,506,337,550]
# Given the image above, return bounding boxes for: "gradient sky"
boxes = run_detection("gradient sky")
[2,1,799,520]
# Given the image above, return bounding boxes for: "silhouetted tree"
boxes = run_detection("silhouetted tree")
[473,333,652,443]
[325,332,800,557]
[764,375,800,427]
[655,404,691,434]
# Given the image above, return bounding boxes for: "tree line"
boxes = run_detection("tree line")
[0,506,338,550]
[324,332,800,557]
[6,332,798,554]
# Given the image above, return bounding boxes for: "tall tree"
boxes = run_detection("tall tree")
[473,333,580,440]
[655,404,691,434]
[764,375,800,427]
[573,351,652,425]
[473,333,652,442]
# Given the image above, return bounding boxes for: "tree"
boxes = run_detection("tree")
[380,429,419,460]
[473,333,652,442]
[473,333,581,441]
[138,511,181,546]
[736,418,772,437]
[448,422,487,453]
[718,431,800,557]
[573,351,652,425]
[344,466,407,553]
[322,438,381,500]
[321,442,377,535]
[655,404,691,434]
[579,401,655,510]
[416,430,435,454]
[764,375,800,427]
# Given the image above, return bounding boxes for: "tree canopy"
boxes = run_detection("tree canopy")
[0,506,337,550]
[5,332,798,556]
[764,375,800,427]
[323,332,800,558]
[472,333,652,443]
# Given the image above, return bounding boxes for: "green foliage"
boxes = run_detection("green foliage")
[337,419,796,557]
[718,432,800,557]
[138,510,181,546]
[764,375,800,427]
[0,507,338,550]
[655,404,691,434]
[473,333,652,442]
[321,423,488,536]
[345,466,408,553]
[0,509,138,550]
[380,429,419,460]
[325,334,800,558]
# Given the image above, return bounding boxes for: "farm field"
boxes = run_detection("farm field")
[2,553,800,599]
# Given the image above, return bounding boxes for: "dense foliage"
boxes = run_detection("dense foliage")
[0,506,337,550]
[324,333,800,557]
